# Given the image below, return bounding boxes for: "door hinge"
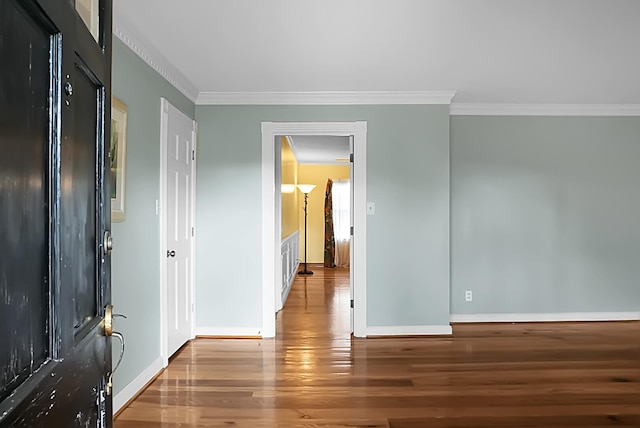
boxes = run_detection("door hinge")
[192,150,195,161]
[350,226,354,236]
[350,299,354,309]
[191,226,195,237]
[350,153,354,163]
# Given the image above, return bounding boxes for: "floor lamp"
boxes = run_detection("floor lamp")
[296,184,316,275]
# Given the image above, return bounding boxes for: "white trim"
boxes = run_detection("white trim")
[190,122,198,344]
[366,325,453,336]
[262,122,368,338]
[195,327,263,337]
[113,357,163,414]
[198,91,456,106]
[450,103,640,116]
[159,99,169,367]
[450,312,640,323]
[159,99,198,367]
[274,137,284,313]
[112,13,199,103]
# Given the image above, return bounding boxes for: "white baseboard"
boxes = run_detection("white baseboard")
[195,326,263,337]
[113,357,164,414]
[366,325,452,336]
[450,312,640,323]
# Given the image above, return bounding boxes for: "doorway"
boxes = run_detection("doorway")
[261,122,367,338]
[278,136,353,336]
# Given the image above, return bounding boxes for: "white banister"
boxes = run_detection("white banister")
[280,231,300,310]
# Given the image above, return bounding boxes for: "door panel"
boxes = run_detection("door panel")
[0,0,113,425]
[67,62,99,335]
[0,0,51,402]
[165,101,195,357]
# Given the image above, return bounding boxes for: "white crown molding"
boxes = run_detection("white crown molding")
[112,13,199,103]
[450,312,640,323]
[450,103,640,116]
[197,91,457,106]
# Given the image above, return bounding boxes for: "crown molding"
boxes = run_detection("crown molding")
[450,103,640,116]
[112,13,199,103]
[196,91,457,106]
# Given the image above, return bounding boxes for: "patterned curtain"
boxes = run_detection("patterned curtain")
[323,178,336,268]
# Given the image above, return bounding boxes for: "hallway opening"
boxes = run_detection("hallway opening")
[277,265,351,340]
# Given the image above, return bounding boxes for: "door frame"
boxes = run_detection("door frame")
[261,121,367,338]
[159,98,197,366]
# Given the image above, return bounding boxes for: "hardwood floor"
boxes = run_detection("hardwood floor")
[114,265,640,427]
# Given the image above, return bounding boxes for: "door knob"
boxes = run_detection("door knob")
[167,250,176,257]
[102,304,126,396]
[103,231,113,256]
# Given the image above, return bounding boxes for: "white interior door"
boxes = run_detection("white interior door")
[349,136,354,334]
[164,101,196,357]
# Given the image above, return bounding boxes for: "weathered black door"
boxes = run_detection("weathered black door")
[0,0,113,426]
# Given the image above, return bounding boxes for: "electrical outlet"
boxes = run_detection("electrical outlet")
[465,290,473,302]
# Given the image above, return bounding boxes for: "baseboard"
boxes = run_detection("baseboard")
[366,325,452,336]
[450,312,640,323]
[195,326,263,337]
[113,357,164,415]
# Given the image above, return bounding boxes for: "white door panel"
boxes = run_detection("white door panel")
[165,101,196,357]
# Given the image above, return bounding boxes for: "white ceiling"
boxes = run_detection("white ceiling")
[287,136,350,164]
[113,0,640,106]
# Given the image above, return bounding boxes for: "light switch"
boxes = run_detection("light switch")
[367,202,375,215]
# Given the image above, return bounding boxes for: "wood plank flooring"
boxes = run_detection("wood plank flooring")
[114,265,640,427]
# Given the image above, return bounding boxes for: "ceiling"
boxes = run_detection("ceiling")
[113,0,640,106]
[287,136,350,164]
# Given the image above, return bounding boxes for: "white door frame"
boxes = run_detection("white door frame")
[261,121,367,338]
[159,98,197,366]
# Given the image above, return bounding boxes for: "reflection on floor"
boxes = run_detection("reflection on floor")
[115,265,640,427]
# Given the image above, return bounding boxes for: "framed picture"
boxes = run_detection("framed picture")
[110,97,128,222]
[75,0,100,42]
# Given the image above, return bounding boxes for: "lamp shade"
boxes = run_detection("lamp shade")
[296,184,316,194]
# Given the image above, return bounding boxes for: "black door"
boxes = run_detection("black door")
[0,0,113,426]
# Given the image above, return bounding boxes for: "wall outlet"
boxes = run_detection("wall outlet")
[465,290,473,302]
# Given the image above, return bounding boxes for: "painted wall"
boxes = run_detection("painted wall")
[195,105,451,330]
[297,164,350,263]
[451,116,640,315]
[281,137,299,239]
[110,38,195,396]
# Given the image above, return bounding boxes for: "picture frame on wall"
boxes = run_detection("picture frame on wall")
[111,97,128,222]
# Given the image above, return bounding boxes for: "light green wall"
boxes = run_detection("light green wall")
[110,33,640,396]
[110,38,195,395]
[451,116,640,314]
[195,105,451,329]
